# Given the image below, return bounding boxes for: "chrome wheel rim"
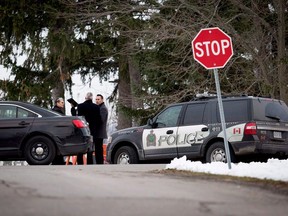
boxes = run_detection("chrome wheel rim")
[211,148,226,162]
[31,143,49,160]
[117,153,130,164]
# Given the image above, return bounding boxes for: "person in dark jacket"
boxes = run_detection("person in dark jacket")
[94,94,108,164]
[52,97,65,115]
[77,92,101,165]
[51,97,65,164]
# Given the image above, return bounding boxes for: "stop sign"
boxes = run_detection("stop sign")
[192,27,233,69]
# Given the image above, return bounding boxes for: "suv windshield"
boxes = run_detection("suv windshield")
[253,99,288,122]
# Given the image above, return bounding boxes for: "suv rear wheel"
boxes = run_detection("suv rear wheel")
[206,142,235,163]
[114,146,138,164]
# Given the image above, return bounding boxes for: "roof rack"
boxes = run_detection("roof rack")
[191,93,248,101]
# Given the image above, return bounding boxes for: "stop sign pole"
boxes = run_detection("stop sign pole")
[213,68,232,169]
[192,27,233,169]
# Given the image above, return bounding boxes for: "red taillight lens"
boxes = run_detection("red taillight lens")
[72,119,86,128]
[244,122,257,135]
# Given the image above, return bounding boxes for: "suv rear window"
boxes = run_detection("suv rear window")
[253,99,288,121]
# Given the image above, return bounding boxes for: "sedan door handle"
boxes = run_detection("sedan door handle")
[166,130,173,134]
[201,127,208,132]
[18,121,30,126]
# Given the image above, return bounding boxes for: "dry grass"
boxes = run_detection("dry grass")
[152,169,288,196]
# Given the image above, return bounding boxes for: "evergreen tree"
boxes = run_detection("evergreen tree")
[1,0,287,127]
[0,0,115,108]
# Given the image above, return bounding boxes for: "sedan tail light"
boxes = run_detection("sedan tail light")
[244,122,257,135]
[72,119,86,128]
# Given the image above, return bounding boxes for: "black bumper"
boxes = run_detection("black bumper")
[58,135,93,156]
[232,141,288,156]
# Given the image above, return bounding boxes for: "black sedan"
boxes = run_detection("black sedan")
[0,101,93,165]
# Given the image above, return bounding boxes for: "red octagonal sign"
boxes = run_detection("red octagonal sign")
[192,27,233,69]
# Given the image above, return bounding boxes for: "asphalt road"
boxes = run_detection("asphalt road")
[0,164,287,216]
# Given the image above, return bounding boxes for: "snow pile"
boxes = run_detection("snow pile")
[166,156,288,182]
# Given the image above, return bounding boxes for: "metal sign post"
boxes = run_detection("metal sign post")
[213,69,231,169]
[191,27,233,169]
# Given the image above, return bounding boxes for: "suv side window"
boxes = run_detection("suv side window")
[154,105,183,128]
[183,103,206,125]
[217,100,248,122]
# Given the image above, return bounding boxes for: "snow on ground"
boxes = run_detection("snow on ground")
[166,156,288,182]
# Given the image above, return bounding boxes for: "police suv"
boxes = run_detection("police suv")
[106,95,288,164]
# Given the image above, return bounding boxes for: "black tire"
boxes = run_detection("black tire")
[113,146,138,164]
[205,141,235,163]
[24,136,56,165]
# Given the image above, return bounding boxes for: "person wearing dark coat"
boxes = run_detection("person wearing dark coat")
[94,94,108,164]
[52,97,65,115]
[76,92,101,165]
[51,97,65,164]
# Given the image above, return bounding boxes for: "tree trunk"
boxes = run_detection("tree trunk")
[51,55,69,113]
[276,0,288,103]
[117,55,132,129]
[128,55,143,126]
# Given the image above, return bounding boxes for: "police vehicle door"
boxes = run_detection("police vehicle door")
[142,105,183,160]
[176,103,210,157]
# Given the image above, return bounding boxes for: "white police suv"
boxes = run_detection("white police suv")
[106,95,288,164]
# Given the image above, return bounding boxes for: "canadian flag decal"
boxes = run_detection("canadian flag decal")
[233,128,241,134]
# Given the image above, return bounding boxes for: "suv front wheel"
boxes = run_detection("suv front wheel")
[206,142,235,163]
[114,146,139,164]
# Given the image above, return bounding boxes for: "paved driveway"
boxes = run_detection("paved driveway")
[0,164,287,216]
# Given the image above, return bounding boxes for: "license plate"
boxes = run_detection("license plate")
[273,131,282,139]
